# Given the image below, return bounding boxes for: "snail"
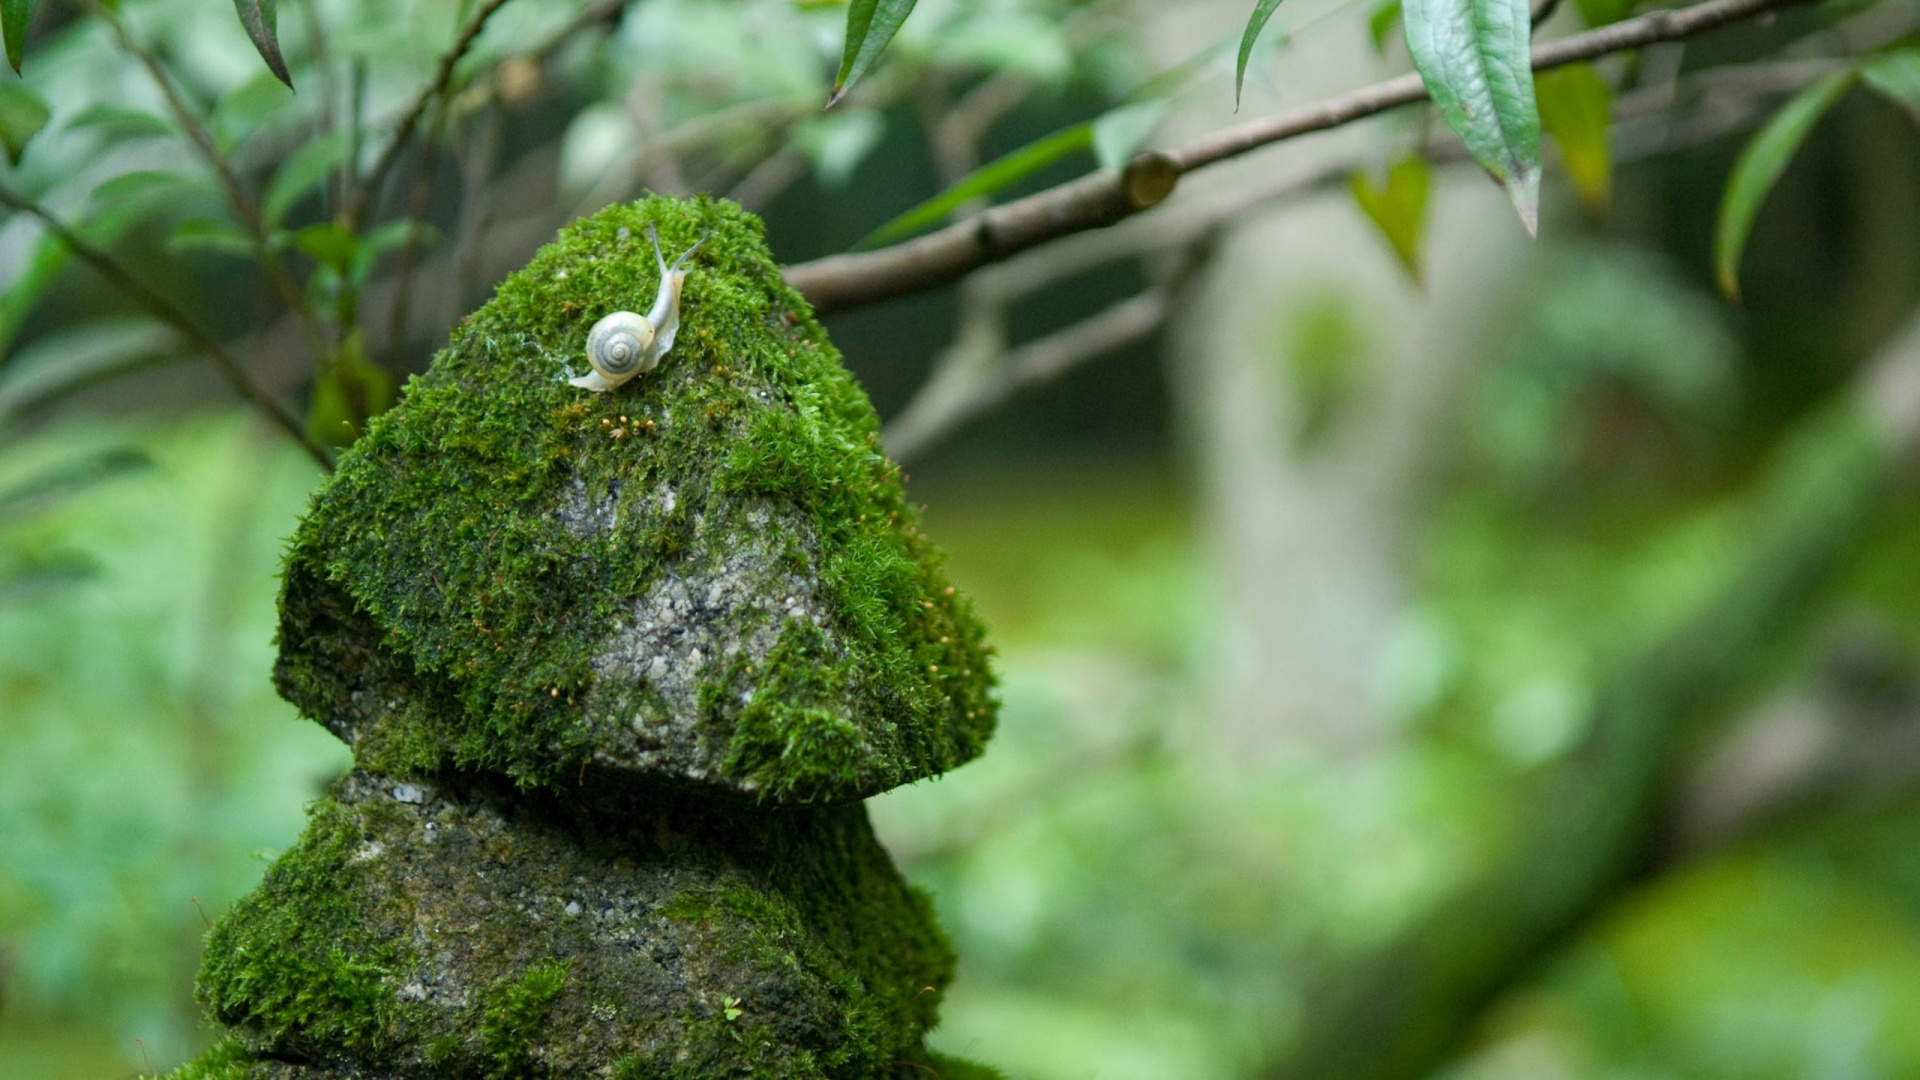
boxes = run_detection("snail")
[570,223,709,392]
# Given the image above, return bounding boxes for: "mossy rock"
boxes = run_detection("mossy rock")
[195,770,953,1078]
[159,1039,1004,1080]
[276,196,995,803]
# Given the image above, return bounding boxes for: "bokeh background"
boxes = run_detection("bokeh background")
[4,0,1920,1078]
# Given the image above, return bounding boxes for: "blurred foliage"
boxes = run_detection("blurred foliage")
[0,416,348,1072]
[1,0,1919,1079]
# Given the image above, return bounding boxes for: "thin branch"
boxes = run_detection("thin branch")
[94,3,333,362]
[881,52,1838,464]
[386,100,449,371]
[348,0,518,231]
[0,186,333,471]
[783,0,1818,316]
[884,237,1216,463]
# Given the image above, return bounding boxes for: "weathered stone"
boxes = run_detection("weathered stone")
[276,197,997,803]
[172,197,1001,1080]
[196,770,953,1079]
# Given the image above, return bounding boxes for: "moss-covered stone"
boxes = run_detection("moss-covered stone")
[197,770,953,1078]
[277,197,996,802]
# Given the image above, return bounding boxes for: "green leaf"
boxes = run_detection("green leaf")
[1236,0,1287,107]
[352,219,438,285]
[290,221,358,275]
[1572,0,1637,28]
[0,81,49,165]
[263,131,350,228]
[0,230,68,359]
[2,0,33,74]
[0,193,194,361]
[0,445,149,524]
[209,71,294,153]
[63,104,174,140]
[306,331,392,446]
[792,108,885,187]
[1350,157,1431,282]
[832,0,916,106]
[1713,69,1855,300]
[86,169,204,214]
[1860,48,1920,116]
[1368,0,1403,53]
[168,218,258,260]
[1092,100,1170,171]
[232,0,292,88]
[1403,0,1542,233]
[857,123,1094,248]
[0,317,179,425]
[1536,62,1612,211]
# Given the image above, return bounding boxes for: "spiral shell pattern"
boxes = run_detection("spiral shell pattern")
[586,311,656,381]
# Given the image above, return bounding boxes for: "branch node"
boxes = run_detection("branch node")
[1122,152,1181,211]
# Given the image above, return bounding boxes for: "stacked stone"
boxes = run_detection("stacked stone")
[176,198,999,1080]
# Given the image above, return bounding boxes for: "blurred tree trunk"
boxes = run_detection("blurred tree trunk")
[1143,0,1527,754]
[1258,311,1920,1080]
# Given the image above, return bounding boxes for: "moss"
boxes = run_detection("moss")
[480,959,571,1077]
[152,1037,251,1080]
[199,771,952,1079]
[276,196,996,802]
[195,797,419,1059]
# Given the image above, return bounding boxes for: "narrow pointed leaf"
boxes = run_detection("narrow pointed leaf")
[1536,62,1612,211]
[1350,157,1431,282]
[1860,48,1920,116]
[857,123,1094,248]
[1403,0,1542,233]
[0,81,49,164]
[1369,0,1403,53]
[2,0,33,73]
[233,0,293,88]
[1713,70,1854,300]
[1236,0,1287,106]
[831,0,916,106]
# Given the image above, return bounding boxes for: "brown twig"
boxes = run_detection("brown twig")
[884,236,1217,462]
[783,0,1818,316]
[0,185,333,471]
[348,0,518,231]
[880,51,1839,464]
[93,3,332,360]
[386,100,449,371]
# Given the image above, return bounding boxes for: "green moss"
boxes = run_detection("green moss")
[151,1037,250,1080]
[480,959,571,1077]
[198,773,952,1079]
[276,196,995,802]
[195,797,417,1059]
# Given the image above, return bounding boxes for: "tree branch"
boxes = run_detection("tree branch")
[0,186,333,472]
[879,52,1840,464]
[348,0,518,231]
[783,0,1818,316]
[884,239,1215,463]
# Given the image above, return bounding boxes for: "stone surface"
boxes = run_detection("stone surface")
[172,198,1001,1080]
[197,770,953,1079]
[276,197,997,803]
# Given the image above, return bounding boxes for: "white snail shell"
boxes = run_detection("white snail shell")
[584,311,656,383]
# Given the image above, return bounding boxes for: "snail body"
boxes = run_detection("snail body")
[571,224,707,392]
